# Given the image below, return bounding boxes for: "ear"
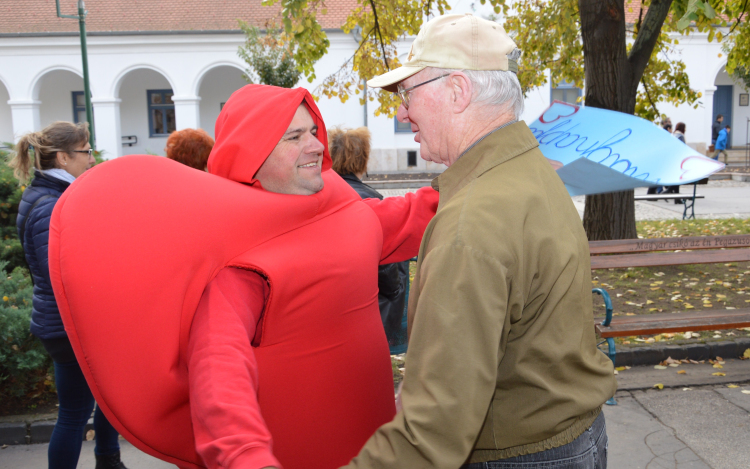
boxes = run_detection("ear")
[448,72,473,114]
[55,151,67,168]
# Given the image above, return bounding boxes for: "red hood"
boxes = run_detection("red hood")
[207,85,332,185]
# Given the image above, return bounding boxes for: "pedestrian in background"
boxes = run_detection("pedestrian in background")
[165,128,214,171]
[663,122,687,202]
[713,125,731,164]
[329,126,409,348]
[712,114,724,145]
[9,121,128,469]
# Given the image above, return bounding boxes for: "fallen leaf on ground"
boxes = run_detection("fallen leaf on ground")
[626,312,636,316]
[713,364,724,369]
[654,365,668,370]
[654,383,664,390]
[727,384,739,388]
[683,387,692,391]
[712,372,727,376]
[743,349,750,359]
[86,430,95,441]
[677,370,687,374]
[742,390,750,394]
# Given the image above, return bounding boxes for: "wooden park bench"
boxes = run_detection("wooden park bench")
[589,234,750,367]
[633,181,706,220]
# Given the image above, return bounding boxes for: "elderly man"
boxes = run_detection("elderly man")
[343,14,616,469]
[48,85,437,469]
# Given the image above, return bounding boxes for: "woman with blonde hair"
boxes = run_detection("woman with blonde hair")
[329,126,409,349]
[10,121,127,469]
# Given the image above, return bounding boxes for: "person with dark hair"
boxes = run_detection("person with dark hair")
[329,126,409,347]
[9,122,127,469]
[713,125,731,163]
[712,114,724,145]
[165,128,214,171]
[663,122,687,202]
[662,117,672,131]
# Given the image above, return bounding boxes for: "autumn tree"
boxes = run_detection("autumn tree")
[238,20,301,88]
[268,0,750,239]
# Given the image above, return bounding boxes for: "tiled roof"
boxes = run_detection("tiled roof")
[0,0,354,34]
[625,0,645,25]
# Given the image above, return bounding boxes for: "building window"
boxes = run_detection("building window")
[551,81,582,105]
[407,150,417,167]
[72,91,87,124]
[147,89,176,137]
[395,117,411,133]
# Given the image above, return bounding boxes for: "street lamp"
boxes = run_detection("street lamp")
[56,0,95,149]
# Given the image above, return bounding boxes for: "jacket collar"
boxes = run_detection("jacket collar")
[32,169,71,191]
[431,121,539,205]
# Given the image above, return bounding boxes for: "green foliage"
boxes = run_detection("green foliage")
[274,0,749,120]
[0,262,53,402]
[731,65,750,91]
[238,20,302,88]
[0,145,29,273]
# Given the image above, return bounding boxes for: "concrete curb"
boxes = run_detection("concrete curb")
[611,338,750,367]
[0,418,93,446]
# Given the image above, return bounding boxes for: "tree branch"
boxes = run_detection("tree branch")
[628,0,673,81]
[641,77,660,119]
[368,0,390,70]
[729,0,749,35]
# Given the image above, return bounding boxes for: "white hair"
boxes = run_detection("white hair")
[432,48,524,120]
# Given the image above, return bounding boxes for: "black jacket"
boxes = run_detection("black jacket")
[17,171,70,341]
[341,174,409,345]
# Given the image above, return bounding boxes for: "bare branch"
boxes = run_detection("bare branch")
[368,0,390,70]
[628,0,673,81]
[641,77,660,119]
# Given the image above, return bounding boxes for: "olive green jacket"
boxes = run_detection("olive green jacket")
[344,122,616,468]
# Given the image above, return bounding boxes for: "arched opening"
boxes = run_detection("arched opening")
[714,65,750,150]
[35,69,85,129]
[196,65,247,139]
[0,79,13,144]
[117,68,175,156]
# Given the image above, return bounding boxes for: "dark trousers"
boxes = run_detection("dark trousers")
[461,412,607,469]
[49,359,120,469]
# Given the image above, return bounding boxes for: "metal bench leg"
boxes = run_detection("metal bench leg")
[682,183,697,220]
[605,337,617,405]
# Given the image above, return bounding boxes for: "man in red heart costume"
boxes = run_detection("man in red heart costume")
[48,85,437,469]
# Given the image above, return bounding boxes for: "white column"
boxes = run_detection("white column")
[92,97,122,159]
[8,99,40,141]
[703,87,716,151]
[172,96,201,130]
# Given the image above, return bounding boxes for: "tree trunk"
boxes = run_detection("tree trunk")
[578,0,672,240]
[579,0,637,240]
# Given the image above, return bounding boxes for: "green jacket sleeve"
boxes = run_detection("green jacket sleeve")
[342,243,509,469]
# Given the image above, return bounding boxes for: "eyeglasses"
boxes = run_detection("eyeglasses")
[71,149,94,157]
[397,74,449,109]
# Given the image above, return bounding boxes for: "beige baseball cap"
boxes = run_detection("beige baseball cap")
[367,14,518,92]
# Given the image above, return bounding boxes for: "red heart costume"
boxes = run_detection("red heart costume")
[49,86,437,468]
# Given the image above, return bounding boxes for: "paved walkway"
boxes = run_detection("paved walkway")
[3,360,749,468]
[382,179,750,222]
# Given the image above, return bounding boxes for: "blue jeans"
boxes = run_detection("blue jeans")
[461,412,607,469]
[49,359,120,469]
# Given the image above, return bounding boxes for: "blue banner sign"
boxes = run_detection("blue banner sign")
[528,101,724,196]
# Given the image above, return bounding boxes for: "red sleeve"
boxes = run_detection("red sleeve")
[187,268,281,469]
[362,186,439,265]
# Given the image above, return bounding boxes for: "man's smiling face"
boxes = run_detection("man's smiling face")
[254,104,325,195]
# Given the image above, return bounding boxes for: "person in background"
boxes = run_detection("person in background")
[165,128,214,171]
[713,125,731,164]
[712,114,724,145]
[662,117,672,131]
[329,126,409,347]
[9,122,127,469]
[663,122,687,202]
